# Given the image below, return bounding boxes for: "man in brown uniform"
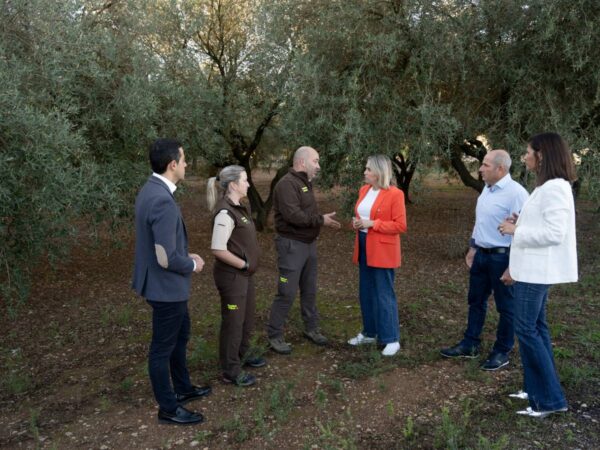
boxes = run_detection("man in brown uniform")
[267,146,341,354]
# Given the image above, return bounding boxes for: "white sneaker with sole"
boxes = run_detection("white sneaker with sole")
[347,333,376,346]
[509,391,529,400]
[382,342,400,356]
[516,406,568,418]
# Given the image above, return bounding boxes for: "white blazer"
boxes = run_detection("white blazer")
[509,178,578,284]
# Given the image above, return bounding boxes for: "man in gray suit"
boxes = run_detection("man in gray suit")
[132,138,210,425]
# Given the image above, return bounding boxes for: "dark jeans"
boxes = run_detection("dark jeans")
[461,250,514,355]
[514,282,567,411]
[267,236,319,339]
[214,270,256,379]
[358,232,400,344]
[147,300,193,413]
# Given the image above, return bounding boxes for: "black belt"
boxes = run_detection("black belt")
[477,247,509,254]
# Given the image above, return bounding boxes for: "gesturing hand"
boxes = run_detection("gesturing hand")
[323,212,341,229]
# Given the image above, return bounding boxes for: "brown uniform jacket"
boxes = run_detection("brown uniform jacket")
[273,169,324,243]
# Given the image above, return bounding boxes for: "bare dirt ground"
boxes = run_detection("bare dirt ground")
[1,172,598,449]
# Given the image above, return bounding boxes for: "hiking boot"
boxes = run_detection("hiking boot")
[303,329,328,346]
[269,337,292,354]
[222,372,256,387]
[244,357,267,368]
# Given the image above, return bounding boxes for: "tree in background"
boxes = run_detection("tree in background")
[2,0,600,313]
[0,0,158,315]
[278,0,600,198]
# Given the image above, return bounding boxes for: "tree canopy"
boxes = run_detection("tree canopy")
[2,0,600,312]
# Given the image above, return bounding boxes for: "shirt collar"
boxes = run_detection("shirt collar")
[152,173,177,194]
[488,173,511,192]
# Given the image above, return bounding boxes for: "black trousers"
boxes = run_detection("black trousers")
[214,270,256,379]
[147,300,193,413]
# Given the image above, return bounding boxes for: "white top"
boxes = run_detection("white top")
[356,187,380,233]
[510,178,578,284]
[211,210,235,250]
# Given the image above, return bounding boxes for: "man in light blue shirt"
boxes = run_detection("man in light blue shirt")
[441,150,529,370]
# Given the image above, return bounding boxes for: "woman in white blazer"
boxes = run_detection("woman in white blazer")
[499,132,577,418]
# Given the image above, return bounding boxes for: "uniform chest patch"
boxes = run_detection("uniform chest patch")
[301,186,308,193]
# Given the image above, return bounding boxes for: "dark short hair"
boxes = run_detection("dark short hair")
[149,138,182,174]
[529,133,576,186]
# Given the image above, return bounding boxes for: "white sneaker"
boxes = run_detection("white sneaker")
[347,333,376,346]
[382,342,400,356]
[509,390,529,400]
[516,406,568,418]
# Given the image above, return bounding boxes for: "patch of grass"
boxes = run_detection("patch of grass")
[553,346,575,359]
[99,394,111,412]
[119,376,134,393]
[269,380,296,421]
[194,430,213,443]
[386,399,395,418]
[2,349,32,395]
[187,336,219,381]
[324,377,345,396]
[558,362,599,388]
[223,413,250,444]
[309,416,357,450]
[403,415,416,442]
[116,304,133,327]
[100,306,111,327]
[315,385,328,409]
[463,358,485,382]
[337,348,395,379]
[434,406,467,449]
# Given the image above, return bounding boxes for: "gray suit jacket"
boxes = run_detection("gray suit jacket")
[132,176,194,302]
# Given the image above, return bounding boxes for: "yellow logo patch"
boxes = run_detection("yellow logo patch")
[301,186,308,192]
[227,304,238,310]
[279,276,288,283]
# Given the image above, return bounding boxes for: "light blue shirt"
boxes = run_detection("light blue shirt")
[472,174,529,248]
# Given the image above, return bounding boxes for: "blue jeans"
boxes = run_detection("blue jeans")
[513,282,567,411]
[358,232,400,344]
[147,300,194,413]
[461,250,514,355]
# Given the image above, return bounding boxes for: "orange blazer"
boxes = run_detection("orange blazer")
[352,184,407,268]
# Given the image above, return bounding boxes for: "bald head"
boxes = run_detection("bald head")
[293,146,320,180]
[489,149,512,171]
[479,149,512,186]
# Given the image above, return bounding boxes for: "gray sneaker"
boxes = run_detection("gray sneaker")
[303,329,328,346]
[269,337,292,354]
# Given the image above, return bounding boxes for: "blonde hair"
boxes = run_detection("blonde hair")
[366,155,393,189]
[206,165,246,212]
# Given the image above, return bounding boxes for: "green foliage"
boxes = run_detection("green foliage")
[3,0,600,314]
[337,347,396,379]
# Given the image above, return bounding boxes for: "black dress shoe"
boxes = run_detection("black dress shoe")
[440,343,480,358]
[158,406,204,425]
[175,385,212,403]
[480,352,509,371]
[244,357,267,368]
[222,372,256,387]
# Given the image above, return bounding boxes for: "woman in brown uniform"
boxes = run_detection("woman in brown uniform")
[207,165,265,387]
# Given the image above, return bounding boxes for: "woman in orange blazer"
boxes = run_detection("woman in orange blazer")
[348,155,407,356]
